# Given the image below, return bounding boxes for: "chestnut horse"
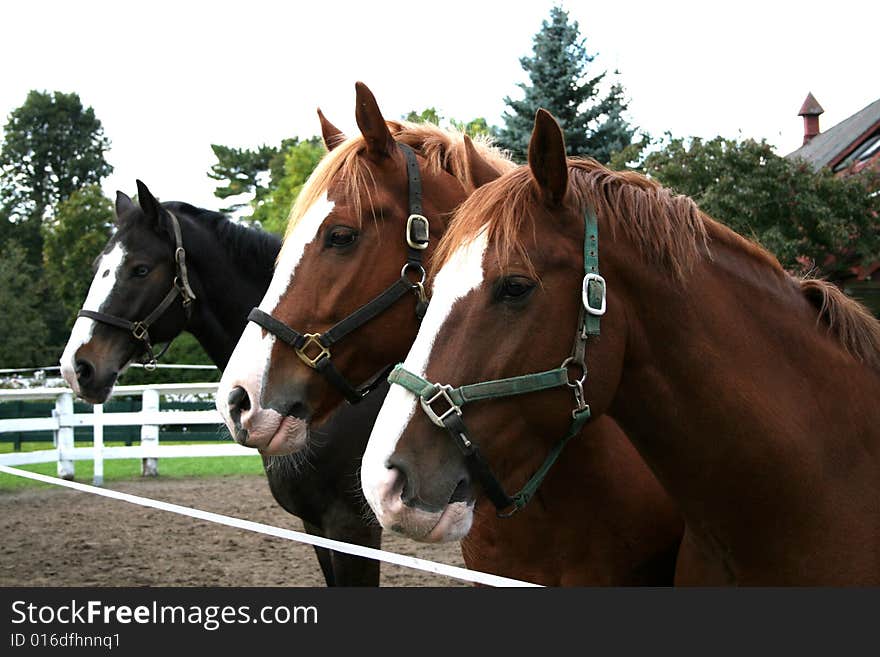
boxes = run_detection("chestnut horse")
[363,108,880,585]
[219,83,682,585]
[58,181,386,586]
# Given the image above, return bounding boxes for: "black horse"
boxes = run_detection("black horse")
[59,179,383,586]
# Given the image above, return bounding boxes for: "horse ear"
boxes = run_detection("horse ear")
[115,190,135,221]
[463,135,501,190]
[317,108,345,151]
[528,109,568,206]
[135,180,170,236]
[354,81,394,159]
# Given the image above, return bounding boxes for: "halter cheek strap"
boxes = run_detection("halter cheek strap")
[248,142,430,404]
[77,211,197,370]
[388,208,605,516]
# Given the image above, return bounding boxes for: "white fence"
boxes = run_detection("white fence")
[0,383,252,485]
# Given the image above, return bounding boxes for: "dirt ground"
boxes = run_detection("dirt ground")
[0,475,466,587]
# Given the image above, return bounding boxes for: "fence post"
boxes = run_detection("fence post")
[93,403,104,486]
[141,388,159,477]
[54,392,75,480]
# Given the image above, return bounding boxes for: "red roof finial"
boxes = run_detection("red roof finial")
[798,92,824,117]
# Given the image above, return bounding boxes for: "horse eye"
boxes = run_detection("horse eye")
[497,275,536,302]
[132,264,150,278]
[326,226,359,248]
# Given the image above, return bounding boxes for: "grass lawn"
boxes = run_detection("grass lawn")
[0,440,265,492]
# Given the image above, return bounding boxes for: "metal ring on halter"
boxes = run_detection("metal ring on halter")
[401,262,427,286]
[561,357,586,387]
[561,357,589,417]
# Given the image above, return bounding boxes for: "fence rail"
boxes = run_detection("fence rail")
[0,383,251,485]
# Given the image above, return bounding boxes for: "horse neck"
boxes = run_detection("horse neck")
[603,236,880,572]
[174,210,280,368]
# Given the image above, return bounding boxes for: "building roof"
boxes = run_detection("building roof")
[786,96,880,171]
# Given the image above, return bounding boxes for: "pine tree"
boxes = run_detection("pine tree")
[500,6,635,163]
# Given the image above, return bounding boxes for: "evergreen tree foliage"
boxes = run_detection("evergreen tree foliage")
[500,6,635,163]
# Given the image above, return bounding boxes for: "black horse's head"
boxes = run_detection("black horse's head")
[60,180,194,403]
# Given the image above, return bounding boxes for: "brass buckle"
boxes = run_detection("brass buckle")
[406,214,430,250]
[420,384,462,428]
[131,322,149,341]
[295,333,330,369]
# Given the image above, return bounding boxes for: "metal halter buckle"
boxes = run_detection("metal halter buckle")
[406,214,430,250]
[295,333,331,369]
[131,322,149,341]
[582,273,607,316]
[420,384,462,428]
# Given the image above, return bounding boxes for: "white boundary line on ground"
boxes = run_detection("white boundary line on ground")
[0,465,540,588]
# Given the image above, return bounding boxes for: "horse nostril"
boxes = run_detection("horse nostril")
[387,459,417,507]
[287,400,308,420]
[75,359,94,384]
[227,386,250,423]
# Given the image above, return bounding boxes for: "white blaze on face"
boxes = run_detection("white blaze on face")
[59,242,126,391]
[362,228,489,512]
[216,194,335,423]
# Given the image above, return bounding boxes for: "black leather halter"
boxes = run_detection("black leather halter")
[77,211,197,370]
[247,142,430,404]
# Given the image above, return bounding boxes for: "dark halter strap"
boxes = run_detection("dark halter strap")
[77,211,197,370]
[248,142,430,404]
[388,208,606,516]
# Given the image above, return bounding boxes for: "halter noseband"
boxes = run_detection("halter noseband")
[388,208,606,517]
[247,142,431,404]
[77,211,197,370]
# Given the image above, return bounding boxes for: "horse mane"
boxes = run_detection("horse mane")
[281,120,514,249]
[435,157,787,280]
[162,201,281,280]
[800,278,880,371]
[435,157,880,370]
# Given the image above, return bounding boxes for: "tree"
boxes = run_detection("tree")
[0,242,50,367]
[499,6,636,163]
[0,90,112,264]
[207,140,296,214]
[250,137,325,234]
[208,137,317,226]
[403,108,499,140]
[42,185,114,324]
[404,108,443,126]
[641,135,880,281]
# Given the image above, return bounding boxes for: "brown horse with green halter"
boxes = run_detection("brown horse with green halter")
[363,108,880,585]
[218,83,683,585]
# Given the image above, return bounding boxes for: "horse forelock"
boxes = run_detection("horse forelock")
[279,120,513,263]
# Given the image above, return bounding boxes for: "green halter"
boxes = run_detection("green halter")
[388,208,606,516]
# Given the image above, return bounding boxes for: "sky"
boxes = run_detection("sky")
[1,0,877,212]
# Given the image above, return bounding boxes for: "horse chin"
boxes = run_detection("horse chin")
[389,502,475,544]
